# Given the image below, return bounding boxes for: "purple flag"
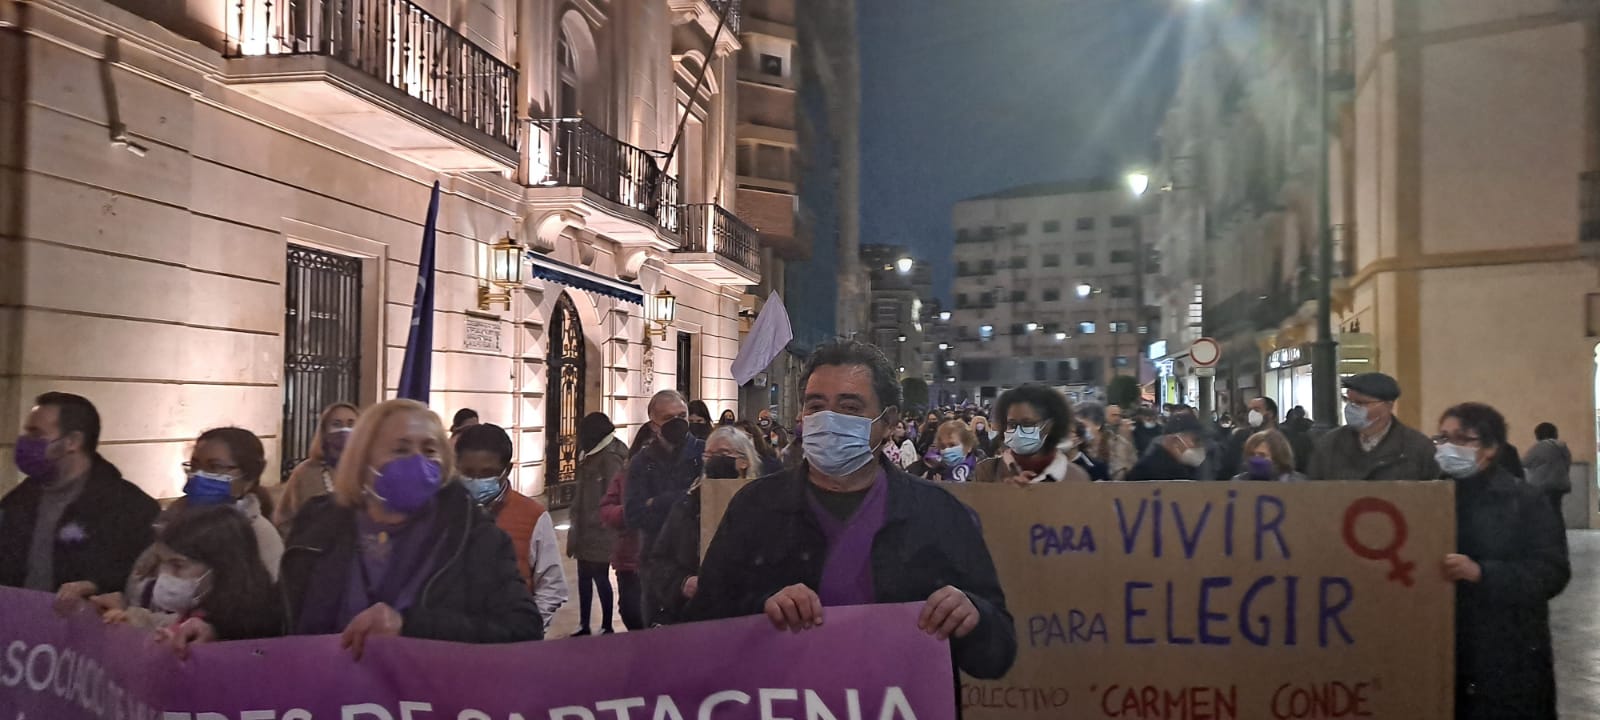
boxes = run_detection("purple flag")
[397,181,440,402]
[731,291,793,385]
[0,587,956,719]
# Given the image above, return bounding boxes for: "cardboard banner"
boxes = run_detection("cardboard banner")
[0,588,955,720]
[944,482,1456,719]
[700,478,751,559]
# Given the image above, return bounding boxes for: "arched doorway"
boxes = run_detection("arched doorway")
[545,293,586,509]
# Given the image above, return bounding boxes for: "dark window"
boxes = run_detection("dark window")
[1043,254,1061,267]
[1043,288,1061,302]
[1057,360,1073,381]
[1010,256,1026,269]
[675,332,694,400]
[981,291,996,306]
[1110,285,1134,299]
[1010,290,1026,303]
[1034,361,1048,380]
[1075,217,1095,231]
[545,294,589,508]
[957,261,971,276]
[1110,215,1136,228]
[961,360,993,382]
[1076,252,1095,267]
[1010,323,1026,336]
[980,260,995,273]
[1110,250,1135,264]
[1043,220,1062,233]
[956,293,969,308]
[956,229,972,243]
[979,227,998,241]
[1009,223,1027,236]
[760,53,784,76]
[282,246,362,481]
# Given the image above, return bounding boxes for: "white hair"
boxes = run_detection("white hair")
[706,425,763,477]
[647,389,687,416]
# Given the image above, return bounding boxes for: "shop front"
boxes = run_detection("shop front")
[1265,344,1314,416]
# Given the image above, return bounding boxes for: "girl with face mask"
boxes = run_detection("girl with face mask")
[97,505,282,655]
[276,402,359,531]
[645,427,761,625]
[974,385,1092,484]
[266,399,541,660]
[1433,402,1569,719]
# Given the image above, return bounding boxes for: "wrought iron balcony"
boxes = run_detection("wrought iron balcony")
[526,118,682,245]
[222,0,517,168]
[669,203,761,285]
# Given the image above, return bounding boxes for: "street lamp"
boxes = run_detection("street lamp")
[895,257,914,273]
[938,311,951,321]
[1126,171,1150,197]
[937,343,949,350]
[1076,283,1093,299]
[647,288,676,341]
[1055,332,1068,341]
[1025,322,1039,333]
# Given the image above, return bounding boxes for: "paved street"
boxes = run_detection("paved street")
[1555,531,1600,718]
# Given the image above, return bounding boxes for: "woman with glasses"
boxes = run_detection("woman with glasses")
[56,426,284,619]
[973,384,1090,484]
[645,426,762,625]
[1434,402,1568,719]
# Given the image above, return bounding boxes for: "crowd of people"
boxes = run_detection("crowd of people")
[0,343,1575,717]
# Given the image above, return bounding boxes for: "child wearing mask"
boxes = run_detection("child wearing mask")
[99,505,282,654]
[454,423,569,632]
[644,426,761,625]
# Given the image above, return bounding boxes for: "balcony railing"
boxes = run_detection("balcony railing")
[714,0,741,34]
[532,118,683,236]
[678,203,760,273]
[225,0,517,148]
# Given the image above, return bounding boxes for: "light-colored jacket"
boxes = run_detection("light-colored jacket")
[973,449,1092,484]
[1524,439,1572,496]
[274,459,331,532]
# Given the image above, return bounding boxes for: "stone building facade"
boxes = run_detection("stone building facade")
[0,0,760,507]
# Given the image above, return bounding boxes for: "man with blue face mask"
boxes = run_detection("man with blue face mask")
[453,423,568,631]
[1307,373,1440,481]
[694,340,1017,682]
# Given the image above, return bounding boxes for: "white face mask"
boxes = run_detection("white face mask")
[1247,410,1265,428]
[1344,402,1371,430]
[1179,447,1208,467]
[1436,443,1479,479]
[151,570,207,614]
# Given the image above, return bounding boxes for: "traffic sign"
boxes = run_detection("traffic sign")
[1190,337,1221,367]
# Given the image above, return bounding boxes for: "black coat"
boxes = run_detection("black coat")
[1279,418,1315,473]
[1127,440,1198,481]
[1454,466,1569,720]
[1307,419,1441,481]
[1132,423,1164,456]
[693,461,1017,680]
[644,486,702,625]
[280,483,543,643]
[0,457,159,593]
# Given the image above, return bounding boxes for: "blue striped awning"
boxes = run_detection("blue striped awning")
[525,252,645,305]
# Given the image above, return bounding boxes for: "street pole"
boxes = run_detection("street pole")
[1310,0,1339,431]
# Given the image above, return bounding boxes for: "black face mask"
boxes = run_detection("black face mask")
[704,455,741,479]
[659,417,691,447]
[690,423,712,440]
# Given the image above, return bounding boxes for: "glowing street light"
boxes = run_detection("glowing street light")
[937,343,949,350]
[1055,332,1068,341]
[1127,171,1151,197]
[1025,322,1039,333]
[938,311,951,321]
[895,257,914,273]
[1076,283,1094,299]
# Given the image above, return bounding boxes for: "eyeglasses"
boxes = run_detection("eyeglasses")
[182,462,240,475]
[1342,395,1387,408]
[1431,433,1482,447]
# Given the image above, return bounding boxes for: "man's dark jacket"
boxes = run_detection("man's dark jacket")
[1307,418,1441,481]
[0,456,159,593]
[692,460,1017,680]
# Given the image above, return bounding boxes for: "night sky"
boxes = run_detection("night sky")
[859,0,1185,301]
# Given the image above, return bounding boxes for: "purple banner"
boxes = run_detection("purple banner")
[0,587,955,720]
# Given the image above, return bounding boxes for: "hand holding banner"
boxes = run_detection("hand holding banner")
[0,589,955,720]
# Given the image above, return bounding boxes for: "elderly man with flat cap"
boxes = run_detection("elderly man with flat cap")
[1307,372,1441,481]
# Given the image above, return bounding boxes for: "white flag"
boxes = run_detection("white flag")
[731,291,794,385]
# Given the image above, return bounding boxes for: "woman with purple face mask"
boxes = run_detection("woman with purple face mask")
[160,399,543,661]
[1230,430,1305,482]
[275,403,359,532]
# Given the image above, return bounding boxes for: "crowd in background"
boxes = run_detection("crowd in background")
[0,345,1575,718]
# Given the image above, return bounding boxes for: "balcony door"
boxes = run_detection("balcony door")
[557,30,579,118]
[281,246,362,480]
[545,293,585,509]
